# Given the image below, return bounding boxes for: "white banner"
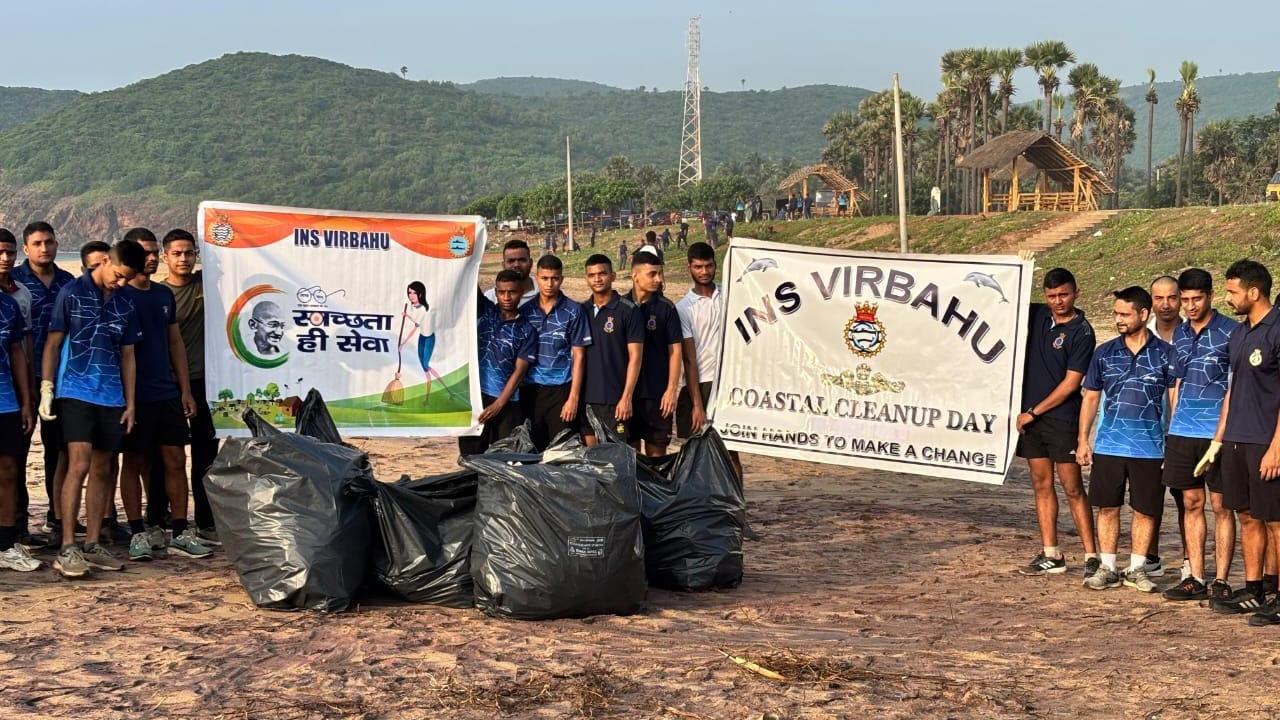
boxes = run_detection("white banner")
[711,238,1032,484]
[199,201,485,437]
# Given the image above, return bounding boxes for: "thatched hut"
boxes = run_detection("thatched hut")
[956,131,1114,212]
[776,163,863,216]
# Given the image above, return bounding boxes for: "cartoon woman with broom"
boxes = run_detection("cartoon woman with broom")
[391,281,463,406]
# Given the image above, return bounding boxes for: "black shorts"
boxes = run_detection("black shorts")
[1162,435,1222,492]
[677,382,713,439]
[122,398,190,452]
[1088,454,1165,517]
[1016,416,1080,464]
[520,382,573,449]
[580,402,634,442]
[632,397,673,448]
[39,415,63,453]
[0,411,24,457]
[1221,441,1280,521]
[58,398,125,452]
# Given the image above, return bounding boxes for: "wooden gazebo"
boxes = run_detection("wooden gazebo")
[956,131,1114,212]
[777,163,862,216]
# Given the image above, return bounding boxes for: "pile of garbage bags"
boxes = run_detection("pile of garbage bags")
[206,394,746,618]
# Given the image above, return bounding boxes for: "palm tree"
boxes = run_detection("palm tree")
[992,48,1023,134]
[1052,94,1066,140]
[1068,63,1103,156]
[1024,40,1075,132]
[1175,60,1199,206]
[1275,77,1280,170]
[1145,69,1158,203]
[971,48,995,145]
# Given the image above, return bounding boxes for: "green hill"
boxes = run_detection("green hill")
[461,76,622,97]
[0,53,869,240]
[0,87,81,131]
[1120,70,1280,164]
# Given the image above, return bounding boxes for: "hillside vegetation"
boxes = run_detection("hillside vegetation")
[0,87,81,131]
[0,53,868,226]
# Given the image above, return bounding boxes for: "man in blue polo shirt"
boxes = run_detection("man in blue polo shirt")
[1201,260,1280,621]
[579,254,644,445]
[519,255,590,450]
[13,221,75,541]
[458,270,538,456]
[1016,268,1099,577]
[40,239,146,578]
[626,251,682,457]
[0,289,37,571]
[1077,286,1175,593]
[1160,268,1237,602]
[116,229,209,562]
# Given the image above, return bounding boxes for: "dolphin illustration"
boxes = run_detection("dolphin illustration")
[963,271,1009,303]
[736,257,778,283]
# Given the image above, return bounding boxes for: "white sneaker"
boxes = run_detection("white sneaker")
[0,545,42,572]
[1141,556,1164,578]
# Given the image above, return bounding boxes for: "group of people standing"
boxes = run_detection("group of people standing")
[0,222,217,578]
[1017,258,1280,628]
[463,238,741,480]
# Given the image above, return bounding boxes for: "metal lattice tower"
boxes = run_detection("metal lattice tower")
[677,17,703,187]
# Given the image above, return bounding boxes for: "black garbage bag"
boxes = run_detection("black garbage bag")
[349,422,537,607]
[295,388,344,445]
[462,434,646,619]
[244,408,282,437]
[207,411,373,612]
[637,427,745,591]
[350,470,477,607]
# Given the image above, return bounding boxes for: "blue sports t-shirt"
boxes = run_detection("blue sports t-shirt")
[1168,312,1237,440]
[0,293,27,413]
[1083,334,1176,459]
[50,274,143,408]
[520,294,592,386]
[12,261,75,380]
[122,283,180,403]
[477,295,538,400]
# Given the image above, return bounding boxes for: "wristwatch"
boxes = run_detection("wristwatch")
[1025,407,1039,419]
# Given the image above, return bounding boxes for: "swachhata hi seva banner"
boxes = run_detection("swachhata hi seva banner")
[711,238,1032,484]
[199,201,485,437]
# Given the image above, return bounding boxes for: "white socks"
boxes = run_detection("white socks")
[1127,554,1146,572]
[1043,546,1061,559]
[1100,553,1117,571]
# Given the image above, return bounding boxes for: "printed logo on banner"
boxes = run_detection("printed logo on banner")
[210,212,235,246]
[844,302,886,357]
[449,231,470,258]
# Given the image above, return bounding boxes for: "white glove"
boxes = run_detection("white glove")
[1193,441,1222,478]
[38,381,55,422]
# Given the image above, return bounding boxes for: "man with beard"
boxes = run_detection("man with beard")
[483,239,537,308]
[1201,260,1280,620]
[1078,286,1175,593]
[1147,274,1185,575]
[1160,269,1237,602]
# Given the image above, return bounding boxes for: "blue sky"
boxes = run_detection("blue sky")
[3,0,1276,95]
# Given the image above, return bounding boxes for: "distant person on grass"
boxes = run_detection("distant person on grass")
[1016,267,1099,577]
[625,252,681,457]
[459,270,538,456]
[617,239,628,271]
[579,254,643,446]
[519,255,591,450]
